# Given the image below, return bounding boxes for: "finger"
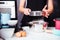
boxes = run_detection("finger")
[42,11,47,16]
[27,12,30,15]
[43,5,47,9]
[26,9,31,15]
[28,12,30,15]
[45,16,48,18]
[42,5,47,11]
[47,13,50,16]
[24,9,31,15]
[27,8,31,12]
[24,11,29,15]
[45,14,49,18]
[46,13,50,18]
[28,9,31,12]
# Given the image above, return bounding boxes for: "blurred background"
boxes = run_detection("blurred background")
[0,0,60,40]
[17,0,60,27]
[0,0,60,27]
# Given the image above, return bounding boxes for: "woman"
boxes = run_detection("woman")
[19,0,53,17]
[15,0,53,37]
[17,0,53,32]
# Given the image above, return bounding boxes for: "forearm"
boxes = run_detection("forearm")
[19,0,26,13]
[48,0,53,13]
[19,7,25,13]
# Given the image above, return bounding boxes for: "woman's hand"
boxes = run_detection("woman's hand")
[42,5,49,18]
[42,10,49,18]
[42,0,53,18]
[42,5,53,18]
[19,0,31,15]
[24,8,31,15]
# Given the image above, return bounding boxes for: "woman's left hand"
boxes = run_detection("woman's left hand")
[42,5,50,18]
[42,9,50,18]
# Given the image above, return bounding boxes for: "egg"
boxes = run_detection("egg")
[15,32,22,37]
[15,31,26,37]
[21,31,26,37]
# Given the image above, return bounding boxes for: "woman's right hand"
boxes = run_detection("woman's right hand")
[24,8,31,15]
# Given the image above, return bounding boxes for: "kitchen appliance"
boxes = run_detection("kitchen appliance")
[0,0,17,39]
[1,12,11,28]
[0,1,17,20]
[1,12,10,24]
[0,0,17,28]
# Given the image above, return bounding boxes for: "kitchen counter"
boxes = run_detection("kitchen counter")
[5,27,60,40]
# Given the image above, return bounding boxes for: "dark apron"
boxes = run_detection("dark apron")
[21,0,46,26]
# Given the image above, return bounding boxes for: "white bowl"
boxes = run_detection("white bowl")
[22,26,30,31]
[7,20,18,26]
[0,28,15,38]
[22,26,29,30]
[22,26,30,34]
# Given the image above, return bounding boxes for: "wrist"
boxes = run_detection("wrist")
[19,7,25,13]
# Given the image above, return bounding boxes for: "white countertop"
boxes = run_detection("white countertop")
[5,27,60,40]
